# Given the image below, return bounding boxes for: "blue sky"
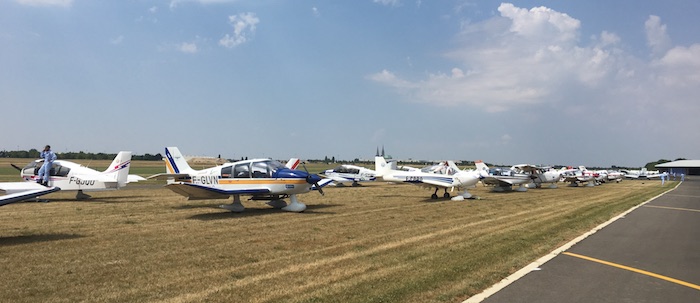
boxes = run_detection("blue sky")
[2,0,699,167]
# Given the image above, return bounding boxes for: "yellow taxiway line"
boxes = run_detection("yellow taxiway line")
[562,252,700,291]
[642,205,700,213]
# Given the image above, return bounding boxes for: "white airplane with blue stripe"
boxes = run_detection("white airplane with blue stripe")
[321,164,376,186]
[374,156,484,201]
[148,147,332,213]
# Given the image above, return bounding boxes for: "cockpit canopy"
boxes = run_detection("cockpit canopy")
[420,163,456,175]
[331,166,360,174]
[488,167,513,176]
[21,160,71,177]
[220,160,287,179]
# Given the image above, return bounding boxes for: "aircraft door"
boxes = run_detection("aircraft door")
[234,163,251,178]
[251,162,271,178]
[51,163,70,177]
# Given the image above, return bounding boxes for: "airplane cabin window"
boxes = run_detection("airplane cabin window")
[221,166,233,178]
[51,164,71,177]
[234,164,251,178]
[22,162,39,175]
[252,162,270,178]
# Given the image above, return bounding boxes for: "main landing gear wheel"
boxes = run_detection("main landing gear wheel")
[431,188,439,199]
[75,190,91,200]
[281,194,306,212]
[220,195,245,212]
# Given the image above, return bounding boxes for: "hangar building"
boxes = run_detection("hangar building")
[656,160,700,176]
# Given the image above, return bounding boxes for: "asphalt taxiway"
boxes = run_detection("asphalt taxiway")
[469,179,700,303]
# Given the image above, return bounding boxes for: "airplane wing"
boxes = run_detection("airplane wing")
[511,164,538,173]
[164,183,270,200]
[416,175,455,188]
[561,175,579,182]
[0,183,60,206]
[481,176,517,187]
[323,175,353,183]
[0,182,52,194]
[147,173,192,181]
[311,178,334,190]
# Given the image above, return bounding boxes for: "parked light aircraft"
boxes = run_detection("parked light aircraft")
[148,147,331,212]
[321,164,376,186]
[0,152,143,204]
[510,164,562,189]
[622,168,662,180]
[605,171,624,182]
[374,156,482,201]
[475,161,535,192]
[561,166,597,187]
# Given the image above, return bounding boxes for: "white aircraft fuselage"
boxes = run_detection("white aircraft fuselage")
[322,164,376,186]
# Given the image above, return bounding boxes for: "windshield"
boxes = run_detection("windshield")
[251,160,286,178]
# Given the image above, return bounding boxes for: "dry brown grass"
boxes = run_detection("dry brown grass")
[0,159,675,302]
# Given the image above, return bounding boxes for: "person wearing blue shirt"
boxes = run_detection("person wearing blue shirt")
[37,145,57,186]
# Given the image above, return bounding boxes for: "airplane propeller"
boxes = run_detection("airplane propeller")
[300,162,324,196]
[10,164,22,171]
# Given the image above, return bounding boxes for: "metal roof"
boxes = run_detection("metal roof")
[655,160,700,168]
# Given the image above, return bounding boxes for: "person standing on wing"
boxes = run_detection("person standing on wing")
[37,145,57,186]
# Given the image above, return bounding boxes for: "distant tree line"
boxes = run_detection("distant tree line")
[0,149,163,161]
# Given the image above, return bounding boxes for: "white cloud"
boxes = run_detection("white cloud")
[645,15,672,56]
[149,6,158,13]
[651,44,700,88]
[498,3,580,44]
[179,42,198,53]
[169,0,238,10]
[368,2,615,112]
[15,0,72,7]
[598,31,620,47]
[373,0,401,7]
[312,7,320,17]
[219,12,260,48]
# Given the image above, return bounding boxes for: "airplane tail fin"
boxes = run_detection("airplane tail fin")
[164,147,194,174]
[103,151,132,187]
[474,160,491,178]
[374,156,392,177]
[286,158,301,169]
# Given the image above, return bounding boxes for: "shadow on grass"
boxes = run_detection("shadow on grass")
[20,195,155,204]
[186,203,342,221]
[0,233,84,247]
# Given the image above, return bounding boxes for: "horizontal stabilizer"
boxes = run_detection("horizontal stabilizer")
[147,173,192,181]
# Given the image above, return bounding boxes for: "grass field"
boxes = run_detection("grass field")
[0,158,676,302]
